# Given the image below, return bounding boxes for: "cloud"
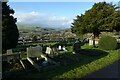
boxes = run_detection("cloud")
[13,11,73,29]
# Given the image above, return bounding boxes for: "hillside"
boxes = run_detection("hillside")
[18,25,59,33]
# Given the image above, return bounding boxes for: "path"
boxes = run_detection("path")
[83,60,120,79]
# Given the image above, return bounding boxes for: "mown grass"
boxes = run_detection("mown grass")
[0,52,19,56]
[53,49,119,79]
[51,44,120,79]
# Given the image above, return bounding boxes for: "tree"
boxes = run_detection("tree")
[71,2,120,47]
[2,2,19,52]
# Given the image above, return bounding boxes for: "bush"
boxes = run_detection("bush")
[98,36,117,50]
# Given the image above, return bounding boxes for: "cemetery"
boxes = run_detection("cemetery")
[2,1,120,79]
[2,39,120,79]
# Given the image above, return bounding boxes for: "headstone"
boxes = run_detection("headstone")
[58,45,62,51]
[7,49,13,55]
[89,39,93,46]
[117,39,120,43]
[95,40,98,45]
[52,48,59,56]
[89,39,99,46]
[62,46,67,51]
[35,45,43,55]
[45,47,52,54]
[27,46,32,57]
[73,40,81,54]
[27,45,43,58]
[19,51,25,59]
[6,49,13,63]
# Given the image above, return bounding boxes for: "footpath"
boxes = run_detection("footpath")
[83,60,120,79]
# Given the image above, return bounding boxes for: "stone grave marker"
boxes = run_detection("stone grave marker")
[45,46,52,55]
[26,45,60,72]
[27,45,43,58]
[89,39,99,46]
[19,51,26,59]
[5,49,20,63]
[45,46,56,58]
[62,46,67,51]
[7,49,13,55]
[58,45,62,51]
[27,46,31,57]
[52,48,59,56]
[35,45,43,56]
[6,49,13,62]
[73,40,81,54]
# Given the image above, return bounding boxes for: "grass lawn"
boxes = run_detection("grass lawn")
[53,44,119,78]
[53,49,119,79]
[3,43,120,79]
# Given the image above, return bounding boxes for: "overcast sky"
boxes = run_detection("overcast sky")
[8,1,118,29]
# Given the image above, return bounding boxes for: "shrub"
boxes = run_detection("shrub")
[98,36,117,50]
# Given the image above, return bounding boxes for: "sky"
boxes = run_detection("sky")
[8,1,119,29]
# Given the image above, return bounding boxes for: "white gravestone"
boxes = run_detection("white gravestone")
[62,46,67,51]
[89,39,99,46]
[58,45,62,50]
[89,39,93,46]
[45,47,52,54]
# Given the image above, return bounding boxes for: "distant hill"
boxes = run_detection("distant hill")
[18,26,42,31]
[17,25,77,39]
[17,25,61,34]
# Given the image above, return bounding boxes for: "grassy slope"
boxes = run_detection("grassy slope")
[53,44,120,78]
[19,44,120,79]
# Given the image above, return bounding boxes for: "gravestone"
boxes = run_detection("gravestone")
[73,40,81,54]
[62,46,67,51]
[89,39,93,46]
[19,51,26,59]
[58,45,67,52]
[89,39,99,46]
[27,45,43,58]
[6,49,13,63]
[45,47,52,55]
[7,49,13,55]
[27,46,32,57]
[35,45,43,55]
[58,45,62,51]
[52,48,59,56]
